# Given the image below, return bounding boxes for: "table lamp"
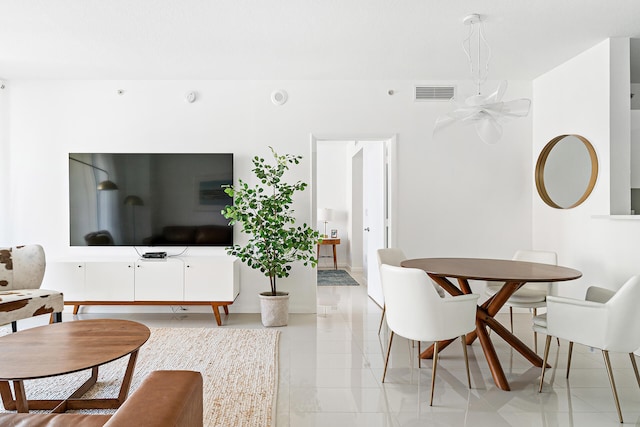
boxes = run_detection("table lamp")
[317,208,333,238]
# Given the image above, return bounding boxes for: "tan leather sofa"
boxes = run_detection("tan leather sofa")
[0,370,203,427]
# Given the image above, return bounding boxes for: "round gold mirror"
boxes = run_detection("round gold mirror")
[535,134,598,209]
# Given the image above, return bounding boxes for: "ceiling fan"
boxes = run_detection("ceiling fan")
[433,14,531,145]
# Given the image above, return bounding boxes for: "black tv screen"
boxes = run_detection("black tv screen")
[69,153,233,246]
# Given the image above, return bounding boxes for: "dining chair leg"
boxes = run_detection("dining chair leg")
[509,307,514,333]
[461,335,471,389]
[430,341,439,406]
[630,353,640,388]
[378,305,386,335]
[382,331,394,383]
[532,308,538,354]
[418,341,421,369]
[538,335,552,393]
[602,350,624,424]
[566,342,574,379]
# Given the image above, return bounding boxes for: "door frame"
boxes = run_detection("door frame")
[310,134,397,269]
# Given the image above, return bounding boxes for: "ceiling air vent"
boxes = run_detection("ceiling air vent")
[414,85,455,101]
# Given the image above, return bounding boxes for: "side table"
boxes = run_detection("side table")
[317,238,340,270]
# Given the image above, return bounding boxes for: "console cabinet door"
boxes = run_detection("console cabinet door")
[135,260,184,301]
[184,258,239,301]
[85,262,135,301]
[43,262,86,301]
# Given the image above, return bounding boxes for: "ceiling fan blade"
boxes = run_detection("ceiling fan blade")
[434,106,487,135]
[465,93,490,106]
[500,98,532,117]
[475,116,503,145]
[484,81,508,103]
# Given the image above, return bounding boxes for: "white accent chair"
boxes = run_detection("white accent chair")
[484,249,557,352]
[535,276,640,423]
[0,245,63,332]
[376,248,444,334]
[379,264,479,405]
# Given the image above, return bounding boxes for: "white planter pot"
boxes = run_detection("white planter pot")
[259,292,289,327]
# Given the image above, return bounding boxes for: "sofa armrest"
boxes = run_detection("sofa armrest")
[105,370,203,427]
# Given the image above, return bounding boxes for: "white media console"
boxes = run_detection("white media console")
[43,256,239,326]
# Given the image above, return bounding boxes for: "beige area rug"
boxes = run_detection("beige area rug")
[0,326,279,427]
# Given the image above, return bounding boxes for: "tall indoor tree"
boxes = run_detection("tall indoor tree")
[222,147,320,326]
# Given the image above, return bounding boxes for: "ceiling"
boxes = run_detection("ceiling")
[2,0,640,81]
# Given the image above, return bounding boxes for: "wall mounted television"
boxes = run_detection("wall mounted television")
[69,153,233,247]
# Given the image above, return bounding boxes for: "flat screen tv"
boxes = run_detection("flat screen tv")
[69,153,233,246]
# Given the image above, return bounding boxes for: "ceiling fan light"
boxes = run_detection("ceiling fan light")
[433,17,532,145]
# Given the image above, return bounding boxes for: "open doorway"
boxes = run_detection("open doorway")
[311,135,396,308]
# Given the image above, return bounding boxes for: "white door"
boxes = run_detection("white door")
[363,141,387,307]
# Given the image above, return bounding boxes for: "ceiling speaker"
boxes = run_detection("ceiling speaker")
[271,90,288,106]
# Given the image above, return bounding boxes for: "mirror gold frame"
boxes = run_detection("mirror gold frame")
[535,134,598,209]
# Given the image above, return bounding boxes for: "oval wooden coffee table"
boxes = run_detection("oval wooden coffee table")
[0,319,150,413]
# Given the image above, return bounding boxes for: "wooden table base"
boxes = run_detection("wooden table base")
[419,275,549,391]
[0,349,140,413]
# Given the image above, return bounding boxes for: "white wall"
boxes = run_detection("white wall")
[533,38,638,298]
[3,78,533,312]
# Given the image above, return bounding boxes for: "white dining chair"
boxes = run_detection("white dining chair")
[484,249,557,352]
[376,248,444,335]
[535,276,640,423]
[380,264,479,406]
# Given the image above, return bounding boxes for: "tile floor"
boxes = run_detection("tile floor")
[10,271,640,426]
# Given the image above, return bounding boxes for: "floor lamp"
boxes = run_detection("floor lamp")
[69,157,119,190]
[124,195,144,242]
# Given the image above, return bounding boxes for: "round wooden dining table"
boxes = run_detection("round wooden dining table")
[401,257,582,391]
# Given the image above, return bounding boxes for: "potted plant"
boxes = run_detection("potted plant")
[222,147,320,326]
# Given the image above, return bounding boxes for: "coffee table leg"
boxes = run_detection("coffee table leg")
[73,366,99,398]
[13,381,28,413]
[0,381,16,411]
[0,380,30,412]
[51,366,99,413]
[117,350,139,403]
[51,351,139,412]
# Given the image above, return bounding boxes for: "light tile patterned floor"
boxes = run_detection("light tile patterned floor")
[11,272,640,426]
